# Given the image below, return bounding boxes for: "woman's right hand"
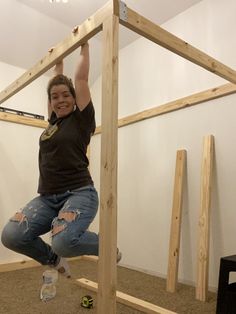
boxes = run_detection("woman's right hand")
[48,47,64,75]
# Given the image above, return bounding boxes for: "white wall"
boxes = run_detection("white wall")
[0,0,103,88]
[0,0,73,79]
[0,61,50,263]
[89,0,236,290]
[0,0,79,264]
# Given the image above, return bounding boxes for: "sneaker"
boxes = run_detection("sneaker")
[117,248,122,263]
[53,257,71,278]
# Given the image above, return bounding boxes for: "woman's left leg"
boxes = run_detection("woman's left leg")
[51,185,99,257]
[1,195,58,265]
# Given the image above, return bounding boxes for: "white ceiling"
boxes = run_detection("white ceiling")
[1,0,203,83]
[16,0,202,29]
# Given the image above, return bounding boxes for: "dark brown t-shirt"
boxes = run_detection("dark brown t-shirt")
[38,102,95,195]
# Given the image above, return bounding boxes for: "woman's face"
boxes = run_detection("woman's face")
[50,84,75,118]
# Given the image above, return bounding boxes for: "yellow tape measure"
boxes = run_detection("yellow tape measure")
[81,295,93,309]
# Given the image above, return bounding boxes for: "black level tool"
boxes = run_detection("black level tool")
[0,106,44,120]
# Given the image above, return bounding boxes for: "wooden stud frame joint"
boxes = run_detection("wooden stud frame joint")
[119,1,128,21]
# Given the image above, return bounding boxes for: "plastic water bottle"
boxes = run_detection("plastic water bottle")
[40,269,58,302]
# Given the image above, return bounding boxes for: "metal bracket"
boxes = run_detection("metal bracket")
[119,1,128,22]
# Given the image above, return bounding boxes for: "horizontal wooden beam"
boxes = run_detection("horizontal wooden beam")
[0,0,114,105]
[120,6,236,84]
[1,82,236,130]
[0,257,80,273]
[7,83,233,134]
[94,82,236,134]
[0,260,40,273]
[77,278,177,314]
[0,111,48,128]
[82,255,98,262]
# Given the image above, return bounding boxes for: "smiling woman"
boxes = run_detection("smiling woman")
[50,84,75,118]
[47,75,76,118]
[1,41,100,281]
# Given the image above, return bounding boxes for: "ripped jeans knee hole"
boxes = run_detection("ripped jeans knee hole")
[51,210,80,236]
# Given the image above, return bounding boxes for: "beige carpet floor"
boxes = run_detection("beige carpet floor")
[0,259,216,314]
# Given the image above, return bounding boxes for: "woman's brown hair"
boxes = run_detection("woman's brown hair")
[47,74,76,101]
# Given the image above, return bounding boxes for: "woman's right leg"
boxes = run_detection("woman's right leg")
[1,196,58,265]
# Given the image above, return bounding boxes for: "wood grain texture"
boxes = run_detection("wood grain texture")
[196,135,214,301]
[97,14,119,314]
[77,278,177,314]
[120,6,236,83]
[167,150,186,293]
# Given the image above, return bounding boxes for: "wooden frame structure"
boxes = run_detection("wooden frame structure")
[1,0,235,312]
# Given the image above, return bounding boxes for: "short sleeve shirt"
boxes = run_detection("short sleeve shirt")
[38,102,95,194]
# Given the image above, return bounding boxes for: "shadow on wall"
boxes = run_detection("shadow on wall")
[0,144,27,223]
[180,155,193,281]
[211,150,224,277]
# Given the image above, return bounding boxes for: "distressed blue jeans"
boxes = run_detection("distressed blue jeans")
[1,185,99,265]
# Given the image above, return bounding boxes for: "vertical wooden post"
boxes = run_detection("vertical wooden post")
[113,0,120,16]
[97,14,119,314]
[196,135,214,301]
[166,150,186,293]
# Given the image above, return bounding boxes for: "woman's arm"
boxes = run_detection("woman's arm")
[74,42,91,111]
[53,59,63,76]
[47,58,64,118]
